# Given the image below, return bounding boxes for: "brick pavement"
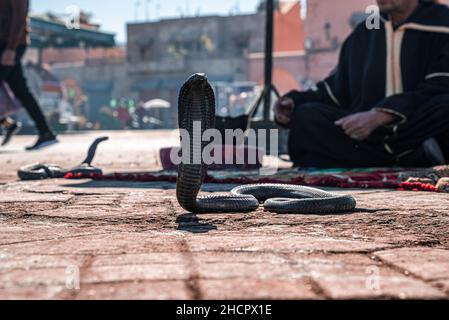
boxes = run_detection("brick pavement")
[0,132,448,299]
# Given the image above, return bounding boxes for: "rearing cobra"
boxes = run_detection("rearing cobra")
[176,73,357,214]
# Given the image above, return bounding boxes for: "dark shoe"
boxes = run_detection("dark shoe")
[26,133,58,151]
[399,138,446,167]
[422,138,446,166]
[1,121,22,146]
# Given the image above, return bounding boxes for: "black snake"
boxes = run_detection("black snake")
[18,137,108,180]
[176,74,356,214]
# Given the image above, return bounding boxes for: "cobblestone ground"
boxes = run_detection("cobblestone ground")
[0,131,448,300]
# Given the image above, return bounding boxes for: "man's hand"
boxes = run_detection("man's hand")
[1,49,16,66]
[335,110,395,141]
[274,96,295,125]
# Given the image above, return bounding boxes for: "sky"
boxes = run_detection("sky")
[30,0,265,44]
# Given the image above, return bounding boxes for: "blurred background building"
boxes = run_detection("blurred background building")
[19,0,449,132]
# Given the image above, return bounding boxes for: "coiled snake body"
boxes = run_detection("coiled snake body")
[176,74,356,214]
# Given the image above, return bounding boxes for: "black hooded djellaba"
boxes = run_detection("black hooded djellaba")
[285,2,449,168]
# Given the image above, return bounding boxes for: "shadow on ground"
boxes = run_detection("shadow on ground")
[176,213,218,233]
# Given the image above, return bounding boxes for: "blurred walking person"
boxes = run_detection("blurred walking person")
[0,0,57,150]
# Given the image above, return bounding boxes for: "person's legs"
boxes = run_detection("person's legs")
[436,127,449,161]
[288,103,396,168]
[0,50,13,128]
[0,52,21,145]
[3,45,57,150]
[387,95,449,165]
[438,139,449,162]
[5,52,51,135]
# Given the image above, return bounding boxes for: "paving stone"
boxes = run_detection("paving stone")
[0,192,73,203]
[355,191,449,212]
[192,252,299,280]
[0,267,68,288]
[433,279,449,294]
[35,207,127,219]
[199,279,317,300]
[74,281,190,300]
[82,264,190,283]
[0,254,84,270]
[286,253,446,299]
[69,195,123,206]
[0,220,106,246]
[91,253,186,266]
[186,233,392,254]
[0,286,66,300]
[374,247,449,281]
[2,232,184,255]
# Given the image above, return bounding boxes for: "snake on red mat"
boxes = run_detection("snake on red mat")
[175,73,357,214]
[18,137,108,181]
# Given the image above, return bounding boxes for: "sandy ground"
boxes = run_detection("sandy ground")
[0,131,448,300]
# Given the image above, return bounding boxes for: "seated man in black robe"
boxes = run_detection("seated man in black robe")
[275,0,449,168]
